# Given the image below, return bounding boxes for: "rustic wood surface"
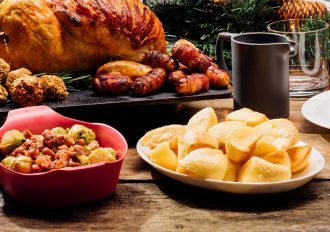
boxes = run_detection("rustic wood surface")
[1,98,330,231]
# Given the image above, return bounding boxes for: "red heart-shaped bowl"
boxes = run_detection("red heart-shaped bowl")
[0,106,128,208]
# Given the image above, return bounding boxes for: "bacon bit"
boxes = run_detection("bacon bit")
[77,139,86,146]
[42,147,56,158]
[12,146,25,156]
[68,158,81,167]
[63,135,75,147]
[24,148,40,159]
[86,140,99,151]
[69,145,86,156]
[58,145,69,150]
[36,155,53,170]
[23,129,33,139]
[31,164,42,173]
[56,149,74,159]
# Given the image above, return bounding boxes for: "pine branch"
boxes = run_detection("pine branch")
[147,0,280,60]
[35,72,92,91]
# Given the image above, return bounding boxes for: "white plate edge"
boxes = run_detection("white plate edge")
[137,138,325,187]
[301,90,330,129]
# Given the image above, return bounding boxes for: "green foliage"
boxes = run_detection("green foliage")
[284,14,330,60]
[311,13,330,59]
[146,0,280,59]
[34,72,92,92]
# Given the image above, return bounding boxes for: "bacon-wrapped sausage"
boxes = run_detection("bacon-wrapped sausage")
[92,72,133,95]
[206,65,230,88]
[143,51,179,72]
[168,70,186,85]
[172,40,230,88]
[130,68,167,96]
[170,72,209,95]
[171,40,213,73]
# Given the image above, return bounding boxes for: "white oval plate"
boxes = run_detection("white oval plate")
[137,140,325,194]
[301,90,330,129]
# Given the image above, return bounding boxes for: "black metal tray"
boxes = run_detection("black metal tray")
[0,89,231,116]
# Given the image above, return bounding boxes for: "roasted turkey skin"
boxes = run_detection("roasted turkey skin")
[0,0,166,72]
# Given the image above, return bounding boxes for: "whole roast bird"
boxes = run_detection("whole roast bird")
[0,0,166,72]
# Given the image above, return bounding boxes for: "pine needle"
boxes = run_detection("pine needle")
[147,0,280,61]
[34,72,92,91]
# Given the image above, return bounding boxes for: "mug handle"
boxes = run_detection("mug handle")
[288,39,296,52]
[216,32,237,74]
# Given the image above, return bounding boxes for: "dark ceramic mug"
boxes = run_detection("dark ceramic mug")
[216,32,296,118]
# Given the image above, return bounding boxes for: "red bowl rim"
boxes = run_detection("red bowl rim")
[0,159,124,176]
[0,107,128,177]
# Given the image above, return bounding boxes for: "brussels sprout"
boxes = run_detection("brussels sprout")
[77,155,90,165]
[89,148,117,164]
[51,127,67,135]
[0,130,25,155]
[1,156,16,168]
[68,124,96,144]
[12,155,32,173]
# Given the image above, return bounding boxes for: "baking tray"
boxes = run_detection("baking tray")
[0,89,231,116]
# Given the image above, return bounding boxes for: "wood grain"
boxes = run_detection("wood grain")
[0,98,330,231]
[1,181,329,232]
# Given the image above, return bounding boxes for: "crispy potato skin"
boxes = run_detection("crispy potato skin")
[97,61,152,81]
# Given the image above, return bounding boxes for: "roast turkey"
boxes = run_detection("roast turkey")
[0,0,166,72]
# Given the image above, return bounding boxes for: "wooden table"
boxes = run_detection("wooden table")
[0,98,329,231]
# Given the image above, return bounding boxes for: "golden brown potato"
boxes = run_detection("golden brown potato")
[287,145,311,173]
[97,61,153,81]
[223,155,241,181]
[186,107,218,133]
[225,126,261,163]
[149,142,178,171]
[142,106,311,183]
[226,108,268,127]
[176,135,189,173]
[178,148,228,180]
[238,157,291,182]
[184,131,219,153]
[177,135,187,159]
[252,135,279,156]
[141,125,185,150]
[256,150,291,170]
[208,121,247,148]
[255,119,300,150]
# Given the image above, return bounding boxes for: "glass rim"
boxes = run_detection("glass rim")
[267,19,329,34]
[231,32,294,46]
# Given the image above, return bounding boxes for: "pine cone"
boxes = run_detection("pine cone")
[278,0,328,19]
